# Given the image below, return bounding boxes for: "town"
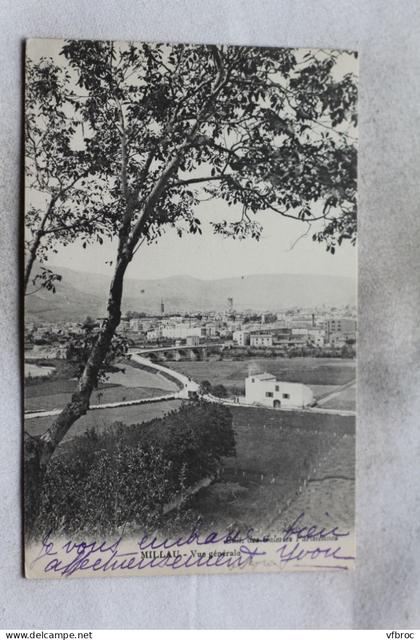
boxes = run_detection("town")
[25,300,357,366]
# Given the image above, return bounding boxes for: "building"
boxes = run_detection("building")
[129,318,143,332]
[287,334,308,347]
[161,325,204,340]
[292,327,325,346]
[205,323,218,337]
[329,331,356,348]
[119,318,131,332]
[272,327,291,345]
[227,320,242,331]
[233,330,251,346]
[291,327,310,336]
[307,329,325,347]
[245,373,314,409]
[146,329,161,342]
[324,318,357,340]
[250,333,273,348]
[186,335,200,346]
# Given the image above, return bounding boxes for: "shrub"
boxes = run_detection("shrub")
[212,384,228,398]
[28,402,235,538]
[199,379,212,394]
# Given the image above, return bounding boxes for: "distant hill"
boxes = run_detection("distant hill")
[25,265,356,322]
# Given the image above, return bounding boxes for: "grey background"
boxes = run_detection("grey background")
[1,0,419,630]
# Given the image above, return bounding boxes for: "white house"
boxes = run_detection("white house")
[146,328,161,342]
[233,330,250,346]
[161,325,204,339]
[307,328,326,344]
[250,333,273,348]
[244,372,313,408]
[205,323,218,337]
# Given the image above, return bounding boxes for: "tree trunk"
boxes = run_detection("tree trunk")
[24,433,45,538]
[24,252,130,537]
[25,127,191,528]
[35,252,131,469]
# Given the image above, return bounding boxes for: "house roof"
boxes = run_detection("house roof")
[250,333,273,337]
[250,372,276,381]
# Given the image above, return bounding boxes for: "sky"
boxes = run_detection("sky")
[48,198,356,281]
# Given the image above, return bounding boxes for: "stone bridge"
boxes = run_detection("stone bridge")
[128,342,225,362]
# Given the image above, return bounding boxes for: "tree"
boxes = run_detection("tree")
[212,384,228,398]
[24,57,111,293]
[66,320,127,382]
[199,380,212,395]
[28,402,234,537]
[26,40,357,473]
[341,343,355,358]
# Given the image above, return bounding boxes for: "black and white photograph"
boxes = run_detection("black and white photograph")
[23,38,358,578]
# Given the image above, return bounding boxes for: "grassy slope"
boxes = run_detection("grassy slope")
[25,360,174,412]
[183,405,355,534]
[25,385,168,412]
[321,384,356,411]
[25,400,183,439]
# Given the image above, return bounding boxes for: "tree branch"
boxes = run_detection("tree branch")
[24,196,57,292]
[170,174,230,187]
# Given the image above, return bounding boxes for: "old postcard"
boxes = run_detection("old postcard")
[24,38,357,578]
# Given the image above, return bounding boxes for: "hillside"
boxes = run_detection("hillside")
[25,266,356,322]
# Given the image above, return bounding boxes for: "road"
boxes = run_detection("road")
[315,378,356,407]
[25,355,355,420]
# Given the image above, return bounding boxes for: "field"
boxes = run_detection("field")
[180,405,355,535]
[24,362,177,413]
[25,399,182,439]
[25,353,356,536]
[25,367,355,538]
[25,384,169,413]
[167,355,356,410]
[321,384,356,411]
[168,356,355,388]
[24,357,182,441]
